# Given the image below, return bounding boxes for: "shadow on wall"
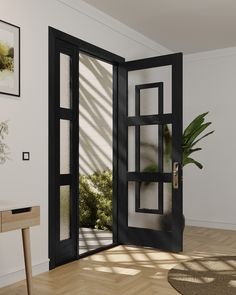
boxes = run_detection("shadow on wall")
[79,53,113,175]
[60,53,113,239]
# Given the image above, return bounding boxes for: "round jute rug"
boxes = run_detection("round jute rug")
[168,256,236,295]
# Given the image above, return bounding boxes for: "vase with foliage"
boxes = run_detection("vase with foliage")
[142,112,214,231]
[0,121,10,164]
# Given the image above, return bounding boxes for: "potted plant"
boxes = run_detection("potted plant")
[0,120,10,164]
[142,112,214,231]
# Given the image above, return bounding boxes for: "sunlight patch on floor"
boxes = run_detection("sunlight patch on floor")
[82,265,141,275]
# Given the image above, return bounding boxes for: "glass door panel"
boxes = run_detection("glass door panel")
[60,119,71,175]
[60,186,71,240]
[60,53,71,109]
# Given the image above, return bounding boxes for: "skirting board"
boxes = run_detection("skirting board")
[186,218,236,231]
[0,260,49,288]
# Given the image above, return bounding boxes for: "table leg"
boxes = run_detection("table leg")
[22,228,33,295]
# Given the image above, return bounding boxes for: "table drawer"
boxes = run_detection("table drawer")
[1,206,40,232]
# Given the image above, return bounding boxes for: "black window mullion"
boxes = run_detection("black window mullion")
[136,82,163,90]
[72,48,79,258]
[60,108,73,120]
[127,113,172,126]
[158,84,164,173]
[135,86,141,211]
[128,172,172,183]
[158,83,164,214]
[55,45,61,250]
[60,174,73,185]
[132,82,165,214]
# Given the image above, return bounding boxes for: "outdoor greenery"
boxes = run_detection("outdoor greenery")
[0,121,10,164]
[79,169,112,231]
[0,42,14,72]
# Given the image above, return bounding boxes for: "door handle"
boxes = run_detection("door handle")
[173,162,179,189]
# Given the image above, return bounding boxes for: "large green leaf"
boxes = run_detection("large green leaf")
[183,157,203,169]
[191,130,214,148]
[183,112,208,139]
[184,122,212,146]
[184,147,202,157]
[182,112,214,169]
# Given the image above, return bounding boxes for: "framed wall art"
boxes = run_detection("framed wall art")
[0,20,20,97]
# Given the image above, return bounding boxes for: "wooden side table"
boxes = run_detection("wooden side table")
[0,202,40,295]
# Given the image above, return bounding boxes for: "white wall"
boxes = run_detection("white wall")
[0,0,170,287]
[184,47,236,230]
[79,53,113,175]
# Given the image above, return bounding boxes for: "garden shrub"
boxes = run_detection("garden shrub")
[79,169,112,231]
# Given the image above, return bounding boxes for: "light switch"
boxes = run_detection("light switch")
[22,152,30,161]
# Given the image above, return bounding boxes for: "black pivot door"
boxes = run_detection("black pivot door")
[49,27,124,268]
[118,53,183,252]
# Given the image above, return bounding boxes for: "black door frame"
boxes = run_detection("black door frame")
[49,27,124,269]
[49,27,183,270]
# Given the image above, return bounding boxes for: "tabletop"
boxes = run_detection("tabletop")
[0,200,40,212]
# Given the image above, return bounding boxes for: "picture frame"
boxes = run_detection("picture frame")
[0,20,20,97]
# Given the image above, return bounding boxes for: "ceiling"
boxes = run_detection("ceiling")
[82,0,236,54]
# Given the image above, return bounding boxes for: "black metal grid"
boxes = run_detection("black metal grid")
[133,82,164,214]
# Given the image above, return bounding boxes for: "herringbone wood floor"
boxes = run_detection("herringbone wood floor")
[0,226,236,294]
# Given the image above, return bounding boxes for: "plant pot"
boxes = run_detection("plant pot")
[160,213,185,232]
